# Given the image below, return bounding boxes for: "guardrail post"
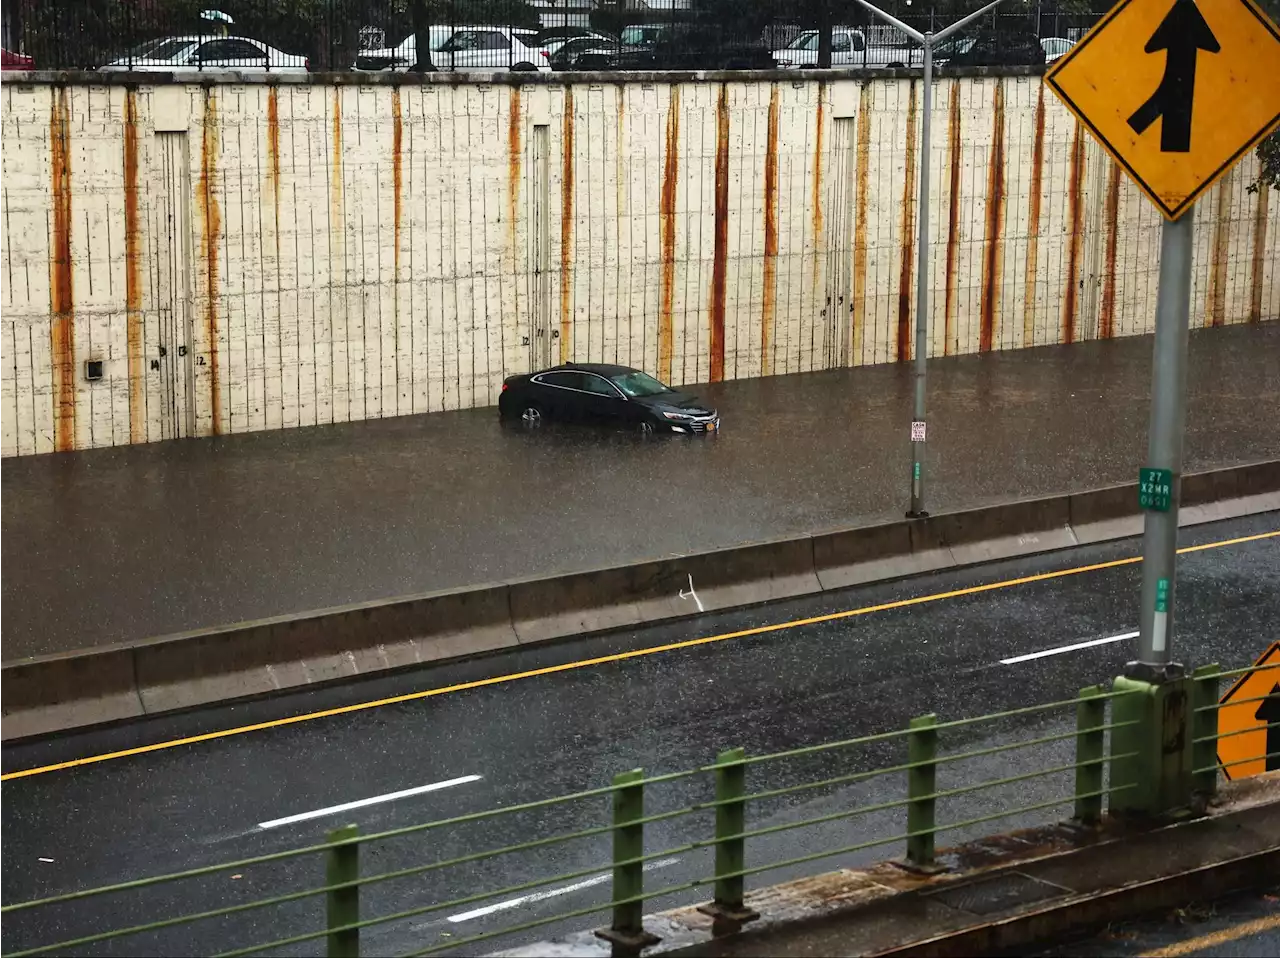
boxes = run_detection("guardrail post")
[697,748,759,936]
[326,824,360,958]
[1073,685,1106,825]
[1191,664,1221,804]
[905,714,940,871]
[1110,675,1194,817]
[595,769,660,958]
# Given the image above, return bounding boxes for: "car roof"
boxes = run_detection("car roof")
[543,363,637,377]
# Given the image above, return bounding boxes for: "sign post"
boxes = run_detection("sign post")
[1046,0,1280,678]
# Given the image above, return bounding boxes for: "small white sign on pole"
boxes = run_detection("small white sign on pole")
[911,421,927,443]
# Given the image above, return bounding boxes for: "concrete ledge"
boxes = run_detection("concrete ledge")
[494,773,1280,958]
[4,460,1278,740]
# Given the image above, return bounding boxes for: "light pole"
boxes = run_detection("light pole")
[847,0,1011,518]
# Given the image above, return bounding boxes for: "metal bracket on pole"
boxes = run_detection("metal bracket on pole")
[847,0,1010,519]
[1127,208,1195,684]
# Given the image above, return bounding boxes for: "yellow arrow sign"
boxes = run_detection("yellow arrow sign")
[1217,642,1280,781]
[1045,0,1280,220]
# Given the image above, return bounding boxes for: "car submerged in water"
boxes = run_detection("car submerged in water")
[499,364,720,436]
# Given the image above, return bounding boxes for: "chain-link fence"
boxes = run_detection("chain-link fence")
[1,1,1109,73]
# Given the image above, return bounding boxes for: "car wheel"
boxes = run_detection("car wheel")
[512,61,536,72]
[888,61,905,68]
[521,405,544,428]
[638,419,656,438]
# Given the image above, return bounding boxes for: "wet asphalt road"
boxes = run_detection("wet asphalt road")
[1033,885,1280,957]
[3,512,1277,957]
[4,324,1280,660]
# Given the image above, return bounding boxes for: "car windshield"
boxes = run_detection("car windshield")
[788,32,819,50]
[130,38,196,61]
[611,371,671,398]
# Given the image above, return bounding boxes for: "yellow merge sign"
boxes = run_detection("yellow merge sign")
[1217,642,1280,781]
[1045,0,1280,220]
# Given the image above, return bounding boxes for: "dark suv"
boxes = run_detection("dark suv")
[944,30,1046,67]
[592,23,775,71]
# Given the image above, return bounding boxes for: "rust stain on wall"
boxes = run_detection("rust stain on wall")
[267,87,282,219]
[1022,84,1046,347]
[1206,171,1232,327]
[506,87,520,245]
[124,88,145,443]
[559,87,574,363]
[978,80,1006,354]
[1061,122,1087,345]
[943,82,961,356]
[761,85,780,376]
[1098,160,1122,339]
[658,85,680,382]
[896,81,918,363]
[850,82,873,361]
[709,83,730,382]
[50,86,76,452]
[199,88,223,434]
[1249,183,1270,323]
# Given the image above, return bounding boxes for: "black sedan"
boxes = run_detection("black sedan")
[499,364,720,436]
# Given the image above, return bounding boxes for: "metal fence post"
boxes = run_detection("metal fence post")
[596,769,659,957]
[698,748,759,936]
[1191,664,1221,803]
[906,714,940,870]
[326,824,360,958]
[1073,685,1106,824]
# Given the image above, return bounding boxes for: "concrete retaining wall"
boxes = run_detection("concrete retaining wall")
[3,68,1277,456]
[4,459,1277,741]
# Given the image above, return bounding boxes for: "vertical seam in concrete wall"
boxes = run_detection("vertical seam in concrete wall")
[124,88,145,443]
[979,80,1005,354]
[1023,83,1046,349]
[1098,160,1122,340]
[1061,121,1086,345]
[199,87,222,434]
[50,86,76,452]
[659,84,679,383]
[896,80,918,363]
[709,82,730,383]
[393,86,404,401]
[943,82,961,357]
[1250,183,1270,323]
[560,86,574,364]
[761,84,780,377]
[1206,170,1232,328]
[851,82,872,363]
[330,88,346,420]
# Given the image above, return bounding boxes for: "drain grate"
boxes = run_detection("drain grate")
[924,872,1069,916]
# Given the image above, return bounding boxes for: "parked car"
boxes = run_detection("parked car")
[772,28,923,69]
[433,27,551,72]
[595,24,775,71]
[2,48,34,70]
[354,25,456,71]
[533,27,617,56]
[499,364,720,436]
[99,35,308,72]
[549,36,633,72]
[1040,36,1074,62]
[943,31,1046,67]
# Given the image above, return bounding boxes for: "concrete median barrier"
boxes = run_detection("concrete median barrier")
[1,649,142,740]
[4,460,1277,740]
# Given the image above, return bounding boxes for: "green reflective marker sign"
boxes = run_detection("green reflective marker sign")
[1138,467,1173,512]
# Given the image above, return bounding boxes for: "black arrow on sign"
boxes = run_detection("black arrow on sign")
[1257,684,1280,773]
[1126,0,1221,152]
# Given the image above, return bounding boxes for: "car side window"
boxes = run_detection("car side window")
[478,31,510,51]
[197,39,265,62]
[580,375,620,397]
[537,372,582,389]
[833,33,851,53]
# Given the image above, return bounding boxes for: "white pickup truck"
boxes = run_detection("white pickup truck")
[772,28,925,69]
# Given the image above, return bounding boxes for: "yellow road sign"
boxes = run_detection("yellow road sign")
[1217,641,1280,781]
[1045,0,1280,220]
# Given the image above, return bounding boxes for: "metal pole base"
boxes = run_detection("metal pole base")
[595,927,661,957]
[905,509,930,519]
[696,902,761,937]
[1123,660,1186,683]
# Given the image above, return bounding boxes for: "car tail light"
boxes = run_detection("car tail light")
[501,382,509,392]
[541,51,549,57]
[305,57,311,71]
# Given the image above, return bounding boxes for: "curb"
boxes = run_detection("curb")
[4,460,1279,741]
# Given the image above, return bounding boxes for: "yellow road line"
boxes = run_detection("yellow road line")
[3,529,1277,783]
[1137,910,1280,957]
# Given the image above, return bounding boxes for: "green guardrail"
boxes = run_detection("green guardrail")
[3,666,1267,958]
